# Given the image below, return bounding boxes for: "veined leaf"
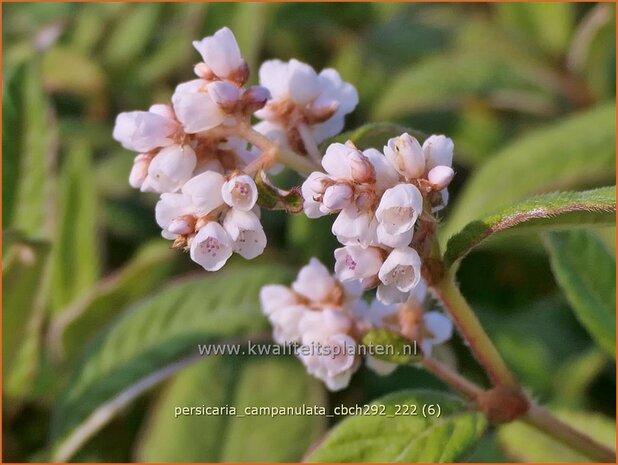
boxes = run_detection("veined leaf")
[306,389,487,462]
[49,241,178,362]
[137,356,325,462]
[444,187,616,268]
[50,265,289,460]
[499,409,616,462]
[544,230,616,357]
[443,103,616,242]
[49,141,101,313]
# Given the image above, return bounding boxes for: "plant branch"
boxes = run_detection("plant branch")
[238,124,319,176]
[523,403,616,463]
[431,270,518,388]
[421,356,483,400]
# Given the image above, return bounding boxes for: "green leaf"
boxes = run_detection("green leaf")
[4,61,57,236]
[50,264,289,460]
[444,187,616,268]
[306,389,487,462]
[2,238,50,396]
[323,122,425,151]
[443,103,616,242]
[137,356,325,461]
[255,170,304,213]
[49,241,178,362]
[544,230,616,357]
[232,3,275,76]
[498,409,616,462]
[49,141,101,313]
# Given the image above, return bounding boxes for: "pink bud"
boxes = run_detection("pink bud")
[194,62,216,80]
[349,152,376,184]
[168,218,193,235]
[427,165,454,190]
[308,173,331,195]
[207,81,240,110]
[323,183,353,210]
[128,154,151,189]
[241,85,271,113]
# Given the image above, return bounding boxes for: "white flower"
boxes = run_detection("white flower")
[223,208,266,259]
[207,81,241,108]
[171,80,227,134]
[190,222,233,271]
[182,171,226,215]
[298,308,353,340]
[128,154,151,189]
[143,144,197,193]
[378,247,422,293]
[321,142,374,183]
[268,304,309,345]
[322,183,354,211]
[423,135,454,171]
[221,174,258,211]
[301,171,333,218]
[362,148,400,193]
[420,312,453,356]
[427,165,455,190]
[292,258,338,304]
[375,184,423,236]
[256,59,358,144]
[260,285,297,316]
[113,108,178,153]
[332,208,377,247]
[384,133,425,179]
[334,245,383,282]
[155,192,194,239]
[192,27,246,82]
[376,283,410,305]
[375,222,414,248]
[298,333,358,391]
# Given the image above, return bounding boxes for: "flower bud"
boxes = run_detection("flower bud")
[207,81,240,111]
[241,85,271,113]
[168,217,194,235]
[349,151,376,184]
[194,62,216,80]
[323,183,354,210]
[128,154,151,189]
[384,133,425,180]
[427,165,454,190]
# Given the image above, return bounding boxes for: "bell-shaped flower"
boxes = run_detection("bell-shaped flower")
[155,192,195,239]
[378,247,422,293]
[221,174,258,211]
[332,207,377,247]
[422,135,454,171]
[420,312,453,356]
[321,142,374,183]
[113,108,179,153]
[301,171,333,218]
[142,144,197,193]
[192,27,246,83]
[260,284,297,316]
[223,208,266,259]
[292,258,338,304]
[172,80,227,134]
[334,245,383,282]
[375,183,423,235]
[322,183,354,211]
[384,133,425,180]
[181,171,226,215]
[362,148,400,193]
[189,222,233,271]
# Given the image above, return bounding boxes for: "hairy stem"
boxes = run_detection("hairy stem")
[238,124,319,176]
[431,270,519,388]
[523,403,615,462]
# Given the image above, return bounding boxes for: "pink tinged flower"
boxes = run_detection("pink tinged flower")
[376,222,414,248]
[221,174,258,211]
[241,85,271,113]
[420,312,453,356]
[292,258,338,303]
[362,148,400,193]
[423,135,454,170]
[322,183,354,211]
[128,154,150,189]
[190,222,233,271]
[427,165,455,190]
[192,27,245,81]
[334,245,383,282]
[301,172,333,218]
[223,208,266,260]
[148,103,176,119]
[207,81,241,109]
[384,133,425,179]
[299,309,353,340]
[365,355,398,376]
[321,142,374,182]
[260,284,297,316]
[375,183,423,235]
[155,193,193,238]
[287,59,321,104]
[256,59,291,102]
[167,218,193,235]
[376,283,409,305]
[332,208,377,247]
[378,247,422,293]
[269,304,309,345]
[172,80,226,134]
[112,110,178,153]
[181,171,226,215]
[145,144,197,193]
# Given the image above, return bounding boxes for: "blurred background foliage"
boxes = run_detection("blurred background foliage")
[2,2,616,462]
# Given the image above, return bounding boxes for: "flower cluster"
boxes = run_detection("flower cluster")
[260,258,453,390]
[113,27,358,271]
[302,133,455,304]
